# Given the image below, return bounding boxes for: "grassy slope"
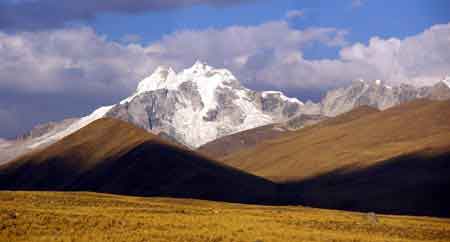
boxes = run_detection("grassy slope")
[1,191,449,242]
[222,100,450,182]
[0,118,276,204]
[197,124,289,159]
[197,115,325,159]
[218,100,450,217]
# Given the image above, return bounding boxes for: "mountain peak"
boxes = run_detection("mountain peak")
[135,65,178,94]
[261,91,304,105]
[351,78,367,86]
[185,60,214,74]
[193,59,207,67]
[441,75,450,88]
[352,78,390,89]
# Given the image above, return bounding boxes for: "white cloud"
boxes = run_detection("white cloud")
[0,19,350,95]
[147,21,450,88]
[120,34,142,43]
[145,20,349,87]
[285,9,305,19]
[0,27,158,96]
[338,23,450,86]
[0,21,449,99]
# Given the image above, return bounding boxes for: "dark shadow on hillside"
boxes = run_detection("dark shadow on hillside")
[2,137,450,217]
[278,151,450,218]
[0,141,278,205]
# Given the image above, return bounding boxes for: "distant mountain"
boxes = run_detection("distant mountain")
[1,61,449,164]
[0,118,276,203]
[199,77,450,159]
[0,118,79,165]
[314,77,450,117]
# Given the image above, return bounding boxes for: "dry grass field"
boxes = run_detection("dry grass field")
[1,191,450,242]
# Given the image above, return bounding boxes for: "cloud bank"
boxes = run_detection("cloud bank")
[0,19,449,137]
[1,20,449,94]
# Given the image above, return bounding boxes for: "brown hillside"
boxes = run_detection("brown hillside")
[198,113,327,159]
[223,100,450,182]
[197,124,290,159]
[0,118,276,204]
[221,100,450,217]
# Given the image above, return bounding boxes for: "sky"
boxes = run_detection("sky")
[0,0,449,138]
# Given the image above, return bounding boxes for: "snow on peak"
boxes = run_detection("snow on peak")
[365,79,383,86]
[183,60,237,82]
[129,61,245,116]
[262,91,304,105]
[28,105,114,149]
[135,61,239,97]
[354,79,392,89]
[136,65,178,94]
[442,75,450,88]
[189,60,212,72]
[352,79,366,86]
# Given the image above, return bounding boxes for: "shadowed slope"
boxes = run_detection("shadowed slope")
[223,100,450,182]
[0,118,276,204]
[221,100,450,216]
[281,150,450,217]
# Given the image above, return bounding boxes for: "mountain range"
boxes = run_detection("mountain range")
[1,98,449,217]
[1,61,449,165]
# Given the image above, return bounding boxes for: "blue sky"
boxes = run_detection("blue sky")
[0,0,449,137]
[91,0,450,59]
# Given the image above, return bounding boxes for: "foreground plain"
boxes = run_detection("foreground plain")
[1,191,450,242]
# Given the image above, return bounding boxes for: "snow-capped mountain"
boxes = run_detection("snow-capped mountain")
[104,61,303,148]
[1,62,449,165]
[318,78,450,117]
[2,61,303,157]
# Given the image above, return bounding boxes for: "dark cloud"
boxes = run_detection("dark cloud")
[0,0,256,31]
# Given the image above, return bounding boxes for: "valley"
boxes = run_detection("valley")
[2,3,450,242]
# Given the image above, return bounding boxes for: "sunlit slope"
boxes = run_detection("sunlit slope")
[221,100,450,216]
[0,118,276,203]
[1,191,449,242]
[223,100,450,182]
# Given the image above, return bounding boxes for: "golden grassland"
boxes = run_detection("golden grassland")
[1,191,449,242]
